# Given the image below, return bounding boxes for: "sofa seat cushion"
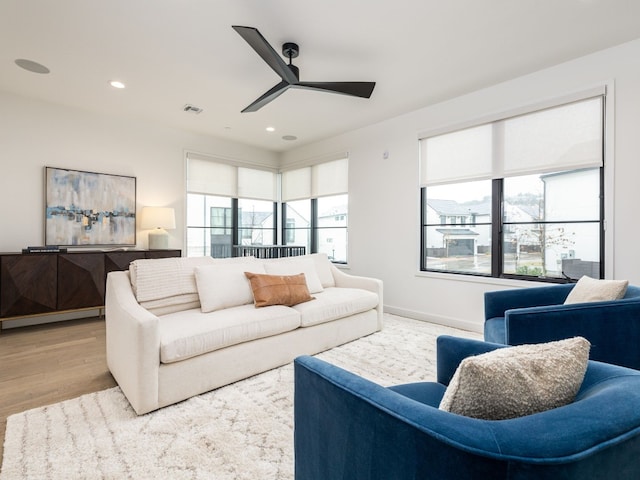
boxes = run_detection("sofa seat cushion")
[292,287,378,327]
[158,305,301,364]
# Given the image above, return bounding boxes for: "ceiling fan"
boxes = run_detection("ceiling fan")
[232,25,376,113]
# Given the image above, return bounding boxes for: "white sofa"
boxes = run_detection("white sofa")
[105,253,383,414]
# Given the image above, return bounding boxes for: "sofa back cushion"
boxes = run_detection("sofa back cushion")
[130,256,257,315]
[263,256,325,293]
[308,253,336,288]
[195,263,266,312]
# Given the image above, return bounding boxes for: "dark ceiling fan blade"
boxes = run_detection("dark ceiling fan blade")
[295,81,376,98]
[242,81,291,113]
[232,26,298,85]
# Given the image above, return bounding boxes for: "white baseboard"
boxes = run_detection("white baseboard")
[0,309,102,330]
[384,305,483,334]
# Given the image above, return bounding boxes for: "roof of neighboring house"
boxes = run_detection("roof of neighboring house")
[318,204,348,218]
[240,211,272,226]
[435,228,479,236]
[427,199,491,216]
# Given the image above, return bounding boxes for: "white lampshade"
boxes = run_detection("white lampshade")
[141,207,176,249]
[141,207,176,230]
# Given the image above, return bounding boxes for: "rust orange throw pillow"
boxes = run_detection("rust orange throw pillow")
[244,272,315,307]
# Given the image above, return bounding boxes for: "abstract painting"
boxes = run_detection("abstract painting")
[45,167,136,246]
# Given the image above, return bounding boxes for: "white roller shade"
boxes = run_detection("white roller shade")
[187,158,237,196]
[501,96,603,177]
[238,167,277,201]
[420,124,493,186]
[419,95,603,186]
[282,167,311,201]
[312,158,348,197]
[282,157,348,201]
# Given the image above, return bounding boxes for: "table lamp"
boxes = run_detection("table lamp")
[141,206,176,249]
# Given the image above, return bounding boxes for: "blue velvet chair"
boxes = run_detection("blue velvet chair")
[294,335,640,480]
[484,284,640,369]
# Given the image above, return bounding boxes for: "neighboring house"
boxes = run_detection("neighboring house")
[541,169,600,276]
[318,203,348,262]
[425,199,539,258]
[424,199,491,256]
[208,207,274,257]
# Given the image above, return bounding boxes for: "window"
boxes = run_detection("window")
[317,194,348,263]
[282,199,311,252]
[238,198,276,246]
[282,157,349,263]
[420,94,605,281]
[186,155,277,258]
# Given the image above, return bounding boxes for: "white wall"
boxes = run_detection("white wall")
[4,39,640,333]
[0,91,278,253]
[0,91,278,328]
[280,38,640,332]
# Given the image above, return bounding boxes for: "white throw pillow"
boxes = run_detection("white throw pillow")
[439,337,590,420]
[309,253,336,288]
[195,263,266,313]
[564,275,628,305]
[263,257,324,293]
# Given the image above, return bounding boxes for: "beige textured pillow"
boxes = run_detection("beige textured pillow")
[244,272,315,307]
[439,337,590,420]
[564,275,628,304]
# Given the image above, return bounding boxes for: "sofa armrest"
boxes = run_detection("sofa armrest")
[330,265,383,328]
[484,284,574,320]
[436,336,507,386]
[105,271,161,414]
[505,299,640,369]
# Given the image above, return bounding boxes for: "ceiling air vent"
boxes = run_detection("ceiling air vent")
[183,104,204,114]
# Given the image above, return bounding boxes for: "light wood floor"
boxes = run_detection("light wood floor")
[0,317,116,468]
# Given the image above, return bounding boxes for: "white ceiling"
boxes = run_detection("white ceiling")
[2,0,640,153]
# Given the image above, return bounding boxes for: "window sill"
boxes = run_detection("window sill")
[415,270,551,289]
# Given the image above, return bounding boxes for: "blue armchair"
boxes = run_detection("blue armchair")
[294,336,640,480]
[484,284,640,369]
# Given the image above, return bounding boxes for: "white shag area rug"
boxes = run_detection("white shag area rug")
[1,315,480,480]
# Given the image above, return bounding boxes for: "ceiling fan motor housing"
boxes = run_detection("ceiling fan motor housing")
[282,42,299,59]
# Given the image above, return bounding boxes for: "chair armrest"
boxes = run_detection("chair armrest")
[484,284,574,320]
[505,299,640,369]
[105,271,161,414]
[294,355,499,480]
[436,336,507,385]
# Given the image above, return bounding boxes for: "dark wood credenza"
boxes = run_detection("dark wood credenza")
[0,249,181,321]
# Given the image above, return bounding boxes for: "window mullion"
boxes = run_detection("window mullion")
[492,178,504,278]
[311,198,318,253]
[232,198,239,255]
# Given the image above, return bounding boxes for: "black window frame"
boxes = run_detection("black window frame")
[282,196,348,264]
[420,169,605,282]
[186,194,277,258]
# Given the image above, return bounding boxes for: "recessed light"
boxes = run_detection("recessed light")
[282,135,297,141]
[266,126,276,132]
[110,80,126,89]
[15,59,50,74]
